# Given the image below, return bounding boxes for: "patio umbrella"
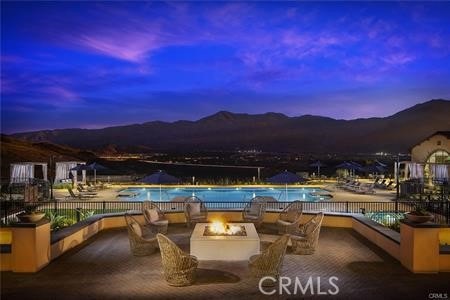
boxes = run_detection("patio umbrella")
[86,162,108,183]
[364,164,385,174]
[70,164,89,184]
[335,161,363,177]
[374,160,387,167]
[309,161,326,177]
[266,170,307,201]
[72,162,108,183]
[138,170,181,201]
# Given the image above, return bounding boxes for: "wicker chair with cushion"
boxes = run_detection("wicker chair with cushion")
[142,201,169,234]
[242,196,267,229]
[184,196,208,228]
[249,234,289,286]
[276,201,303,234]
[156,233,198,286]
[124,213,158,256]
[290,212,324,255]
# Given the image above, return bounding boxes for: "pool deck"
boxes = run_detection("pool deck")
[54,181,396,203]
[2,224,449,300]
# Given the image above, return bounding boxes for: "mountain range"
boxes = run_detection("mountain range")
[9,99,450,154]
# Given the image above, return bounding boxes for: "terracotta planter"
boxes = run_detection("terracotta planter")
[17,212,46,223]
[405,212,433,224]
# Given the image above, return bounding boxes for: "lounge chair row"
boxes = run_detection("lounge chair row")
[339,180,375,194]
[373,178,397,190]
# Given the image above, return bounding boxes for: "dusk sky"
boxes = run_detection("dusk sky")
[1,1,450,133]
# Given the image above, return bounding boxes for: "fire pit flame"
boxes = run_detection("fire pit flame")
[204,221,247,236]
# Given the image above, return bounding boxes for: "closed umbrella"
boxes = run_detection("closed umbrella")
[138,170,181,201]
[309,161,326,177]
[266,170,307,201]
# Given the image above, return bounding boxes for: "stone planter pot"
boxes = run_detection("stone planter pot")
[405,212,433,224]
[17,212,46,223]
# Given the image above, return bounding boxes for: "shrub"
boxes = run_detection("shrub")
[45,211,75,231]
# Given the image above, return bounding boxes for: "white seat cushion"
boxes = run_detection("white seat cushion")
[130,222,142,237]
[277,219,291,226]
[190,214,205,220]
[145,208,159,222]
[249,203,262,215]
[152,219,169,226]
[189,203,201,216]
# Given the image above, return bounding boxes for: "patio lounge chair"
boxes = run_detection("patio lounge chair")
[184,196,208,228]
[67,188,96,199]
[354,183,375,194]
[124,213,158,256]
[76,185,97,195]
[242,196,267,229]
[249,234,289,286]
[157,233,198,286]
[290,212,324,255]
[276,201,303,234]
[142,200,169,234]
[78,183,97,192]
[375,179,387,189]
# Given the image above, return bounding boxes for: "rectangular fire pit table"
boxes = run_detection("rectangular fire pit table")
[190,223,260,261]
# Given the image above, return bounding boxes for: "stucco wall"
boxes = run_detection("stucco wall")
[411,134,450,163]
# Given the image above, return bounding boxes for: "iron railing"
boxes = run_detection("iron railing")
[1,200,449,227]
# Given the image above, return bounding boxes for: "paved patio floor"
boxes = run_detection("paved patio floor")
[1,224,449,300]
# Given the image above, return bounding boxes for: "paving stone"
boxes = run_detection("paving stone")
[1,224,449,300]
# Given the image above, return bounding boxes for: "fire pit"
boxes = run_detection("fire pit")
[190,222,260,261]
[203,221,247,236]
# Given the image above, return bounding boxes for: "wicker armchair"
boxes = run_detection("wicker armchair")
[142,201,169,234]
[124,213,158,256]
[184,196,208,228]
[156,233,198,286]
[276,201,303,234]
[242,196,267,229]
[249,234,289,286]
[290,212,324,255]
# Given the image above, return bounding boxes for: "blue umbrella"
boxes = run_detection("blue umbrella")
[335,161,354,170]
[138,170,181,201]
[309,161,326,177]
[267,170,306,201]
[375,160,387,167]
[365,164,386,174]
[335,161,362,177]
[87,162,108,183]
[72,162,108,183]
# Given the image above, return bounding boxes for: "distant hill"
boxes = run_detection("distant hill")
[9,99,450,154]
[0,135,97,177]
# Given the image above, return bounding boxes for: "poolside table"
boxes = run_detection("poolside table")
[190,223,260,261]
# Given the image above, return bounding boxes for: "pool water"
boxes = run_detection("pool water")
[119,187,331,202]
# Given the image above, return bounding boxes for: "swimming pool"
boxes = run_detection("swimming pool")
[118,187,332,202]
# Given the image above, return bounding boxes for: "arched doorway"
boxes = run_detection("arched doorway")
[424,150,449,184]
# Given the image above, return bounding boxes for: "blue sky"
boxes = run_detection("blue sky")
[1,1,450,133]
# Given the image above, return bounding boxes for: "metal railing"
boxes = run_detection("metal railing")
[1,200,449,227]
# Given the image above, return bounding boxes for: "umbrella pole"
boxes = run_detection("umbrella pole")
[160,185,162,201]
[94,169,97,184]
[318,166,320,177]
